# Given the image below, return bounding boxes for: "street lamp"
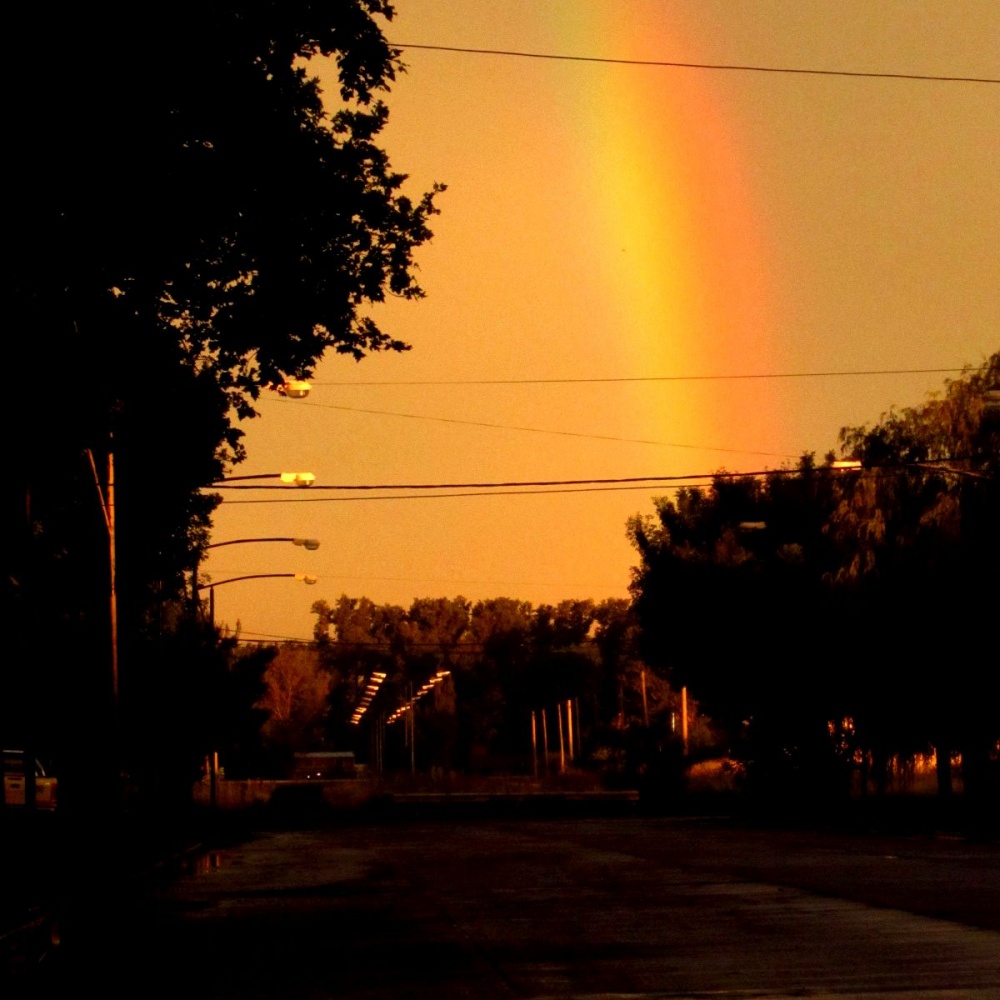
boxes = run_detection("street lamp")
[192,537,320,613]
[206,537,320,551]
[278,380,311,399]
[196,572,318,628]
[213,471,316,487]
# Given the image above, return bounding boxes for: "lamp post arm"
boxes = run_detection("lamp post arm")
[213,473,283,483]
[197,573,297,590]
[196,572,317,628]
[212,472,315,487]
[206,537,320,550]
[208,537,289,548]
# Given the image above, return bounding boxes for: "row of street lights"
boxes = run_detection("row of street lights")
[193,480,321,627]
[196,379,319,628]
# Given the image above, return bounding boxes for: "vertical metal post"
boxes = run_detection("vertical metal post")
[541,709,550,776]
[409,684,415,775]
[557,703,566,774]
[531,711,538,779]
[566,700,574,761]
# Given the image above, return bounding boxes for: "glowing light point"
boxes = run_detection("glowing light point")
[280,472,315,487]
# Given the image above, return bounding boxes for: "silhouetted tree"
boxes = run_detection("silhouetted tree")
[628,460,856,802]
[3,3,444,806]
[832,353,1000,806]
[628,356,1000,813]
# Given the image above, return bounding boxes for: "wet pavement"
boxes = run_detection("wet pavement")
[16,816,1000,998]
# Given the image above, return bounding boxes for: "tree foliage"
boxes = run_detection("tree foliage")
[257,646,334,757]
[3,3,443,801]
[305,594,671,775]
[628,355,1000,805]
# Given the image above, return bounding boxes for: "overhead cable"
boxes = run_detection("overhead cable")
[312,366,973,387]
[390,42,1000,85]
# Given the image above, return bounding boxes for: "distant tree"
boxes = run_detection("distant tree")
[628,460,854,800]
[454,598,536,766]
[257,645,334,763]
[312,595,403,750]
[832,353,1000,803]
[628,355,1000,810]
[212,642,273,780]
[530,600,601,739]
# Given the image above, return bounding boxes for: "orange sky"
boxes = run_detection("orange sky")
[203,1,999,642]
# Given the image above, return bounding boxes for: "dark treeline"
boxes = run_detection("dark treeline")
[221,595,696,788]
[2,3,442,818]
[630,354,999,814]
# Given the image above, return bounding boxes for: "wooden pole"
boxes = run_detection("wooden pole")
[681,685,689,757]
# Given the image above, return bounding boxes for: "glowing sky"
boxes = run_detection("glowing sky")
[204,0,999,642]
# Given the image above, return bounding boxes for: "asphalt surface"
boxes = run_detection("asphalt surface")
[15,815,1000,999]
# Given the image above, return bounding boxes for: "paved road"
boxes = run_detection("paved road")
[27,817,1000,998]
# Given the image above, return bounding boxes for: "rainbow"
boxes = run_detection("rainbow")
[558,10,780,464]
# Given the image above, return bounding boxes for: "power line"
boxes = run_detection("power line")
[264,365,983,457]
[216,471,770,492]
[264,398,796,459]
[214,484,724,504]
[213,460,971,504]
[390,42,1000,85]
[311,366,970,387]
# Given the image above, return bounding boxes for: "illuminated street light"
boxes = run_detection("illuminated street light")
[193,537,319,612]
[197,572,317,590]
[213,471,316,486]
[279,380,311,399]
[280,472,315,487]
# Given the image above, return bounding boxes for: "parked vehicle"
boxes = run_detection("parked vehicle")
[2,750,57,811]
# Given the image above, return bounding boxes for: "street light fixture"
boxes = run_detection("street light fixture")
[279,380,311,399]
[196,572,318,628]
[279,472,315,487]
[213,471,316,487]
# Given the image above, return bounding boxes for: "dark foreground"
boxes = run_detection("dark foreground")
[11,813,1000,999]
